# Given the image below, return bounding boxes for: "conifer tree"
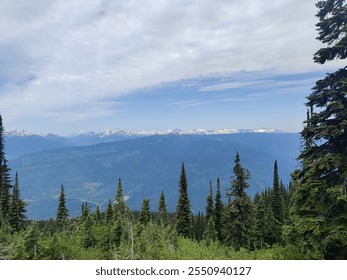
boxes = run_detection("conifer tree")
[223,152,253,250]
[0,115,12,223]
[105,199,113,223]
[271,160,284,243]
[114,178,126,220]
[289,0,347,259]
[81,201,90,222]
[175,163,192,238]
[82,215,94,248]
[93,204,101,224]
[56,185,68,229]
[157,191,169,227]
[205,180,214,223]
[9,172,26,232]
[214,178,223,242]
[254,196,267,249]
[138,198,151,226]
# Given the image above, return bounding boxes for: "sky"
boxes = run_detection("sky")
[0,0,344,135]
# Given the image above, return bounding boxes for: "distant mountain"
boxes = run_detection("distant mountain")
[8,133,301,219]
[5,131,67,159]
[5,127,285,158]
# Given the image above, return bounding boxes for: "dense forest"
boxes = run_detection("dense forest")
[0,0,346,260]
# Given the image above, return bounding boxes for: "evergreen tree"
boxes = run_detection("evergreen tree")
[9,172,27,232]
[214,178,223,242]
[138,198,151,226]
[82,215,94,248]
[93,204,101,224]
[203,217,217,246]
[289,0,347,259]
[81,201,90,222]
[175,163,192,238]
[105,199,113,223]
[0,115,12,223]
[114,178,126,220]
[23,222,39,259]
[56,185,68,229]
[205,180,214,223]
[223,152,253,251]
[157,191,169,227]
[253,196,267,249]
[271,160,284,243]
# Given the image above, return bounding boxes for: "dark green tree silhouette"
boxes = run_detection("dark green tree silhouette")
[9,172,27,232]
[214,178,223,242]
[138,198,151,226]
[56,185,68,229]
[175,163,192,238]
[289,0,347,259]
[271,160,284,243]
[223,152,253,251]
[157,191,169,227]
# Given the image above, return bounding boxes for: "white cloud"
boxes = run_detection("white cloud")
[0,0,343,129]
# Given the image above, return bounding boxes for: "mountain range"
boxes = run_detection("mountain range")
[5,127,283,158]
[6,130,301,219]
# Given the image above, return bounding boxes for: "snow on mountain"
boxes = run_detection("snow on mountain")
[5,130,34,137]
[6,128,284,139]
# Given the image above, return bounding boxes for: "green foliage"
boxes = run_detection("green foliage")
[271,160,285,243]
[157,191,169,227]
[138,198,151,226]
[289,0,347,260]
[114,178,128,220]
[9,173,27,232]
[223,152,254,251]
[214,178,224,242]
[175,163,192,238]
[56,185,68,229]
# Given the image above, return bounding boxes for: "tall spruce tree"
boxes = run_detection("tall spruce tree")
[0,115,12,223]
[214,178,223,242]
[114,178,126,220]
[56,185,68,229]
[9,172,26,232]
[205,180,214,223]
[138,198,151,226]
[223,152,253,250]
[271,160,284,243]
[105,199,113,223]
[289,0,347,259]
[175,163,192,238]
[157,191,169,227]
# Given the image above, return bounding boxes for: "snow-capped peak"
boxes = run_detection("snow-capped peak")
[5,130,33,137]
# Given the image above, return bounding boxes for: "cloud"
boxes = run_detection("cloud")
[0,0,343,129]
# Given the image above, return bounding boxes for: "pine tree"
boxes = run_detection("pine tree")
[289,0,347,259]
[56,185,68,229]
[271,160,284,243]
[82,215,94,249]
[105,199,113,223]
[0,115,12,223]
[138,198,151,226]
[175,163,192,238]
[214,178,223,242]
[205,180,214,223]
[81,201,90,222]
[253,196,267,249]
[114,178,126,220]
[223,152,253,251]
[9,172,26,232]
[157,191,169,227]
[93,204,101,224]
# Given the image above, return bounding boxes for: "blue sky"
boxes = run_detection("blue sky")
[0,0,343,135]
